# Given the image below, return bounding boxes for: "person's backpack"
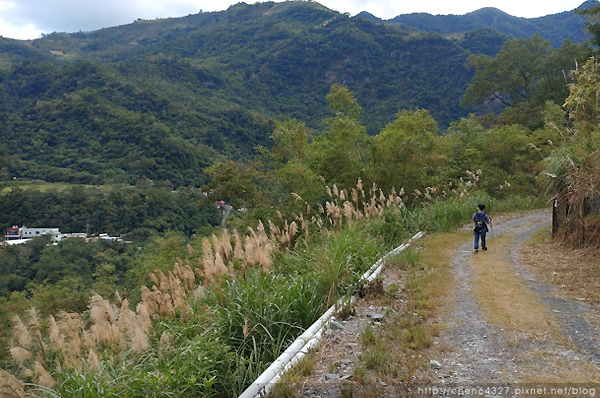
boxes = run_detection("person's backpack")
[474,213,486,232]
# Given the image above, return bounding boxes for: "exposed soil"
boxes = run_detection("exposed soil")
[274,210,600,397]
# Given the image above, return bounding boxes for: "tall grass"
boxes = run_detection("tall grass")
[0,175,544,397]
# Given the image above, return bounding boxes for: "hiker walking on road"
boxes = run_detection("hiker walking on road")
[473,204,491,253]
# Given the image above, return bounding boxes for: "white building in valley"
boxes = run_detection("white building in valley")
[5,226,62,244]
[3,226,124,245]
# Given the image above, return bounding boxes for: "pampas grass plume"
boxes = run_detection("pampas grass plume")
[233,229,244,261]
[130,325,149,353]
[187,244,196,256]
[289,221,298,240]
[159,331,171,359]
[9,347,31,366]
[87,349,101,373]
[243,238,256,266]
[214,252,229,277]
[11,315,31,349]
[223,230,233,259]
[34,359,55,388]
[211,234,221,257]
[0,369,24,396]
[89,294,117,327]
[48,315,63,351]
[136,302,152,330]
[202,239,214,271]
[190,286,205,305]
[140,286,159,317]
[115,290,123,305]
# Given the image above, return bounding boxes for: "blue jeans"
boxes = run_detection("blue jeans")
[474,230,487,250]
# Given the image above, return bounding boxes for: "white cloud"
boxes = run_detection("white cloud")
[0,20,41,40]
[0,0,207,38]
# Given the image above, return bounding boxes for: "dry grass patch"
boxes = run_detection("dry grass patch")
[515,229,600,382]
[522,230,600,305]
[270,353,318,397]
[517,348,600,384]
[409,233,467,318]
[470,235,557,339]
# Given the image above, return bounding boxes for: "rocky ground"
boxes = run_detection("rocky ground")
[271,210,600,397]
[284,270,410,397]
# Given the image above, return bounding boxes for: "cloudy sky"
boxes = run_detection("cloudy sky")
[0,0,587,40]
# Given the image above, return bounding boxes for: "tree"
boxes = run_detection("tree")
[578,1,600,50]
[268,120,324,206]
[370,109,441,198]
[564,56,600,139]
[536,40,590,105]
[443,115,539,196]
[463,35,552,108]
[277,159,324,208]
[463,35,589,128]
[443,115,487,179]
[203,160,265,208]
[270,119,311,166]
[308,84,370,189]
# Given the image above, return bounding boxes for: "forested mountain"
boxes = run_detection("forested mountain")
[371,0,594,48]
[0,0,588,188]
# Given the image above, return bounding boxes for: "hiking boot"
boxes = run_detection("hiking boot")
[482,247,488,251]
[474,249,478,253]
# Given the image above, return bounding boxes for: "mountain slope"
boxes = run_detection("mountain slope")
[6,1,502,131]
[0,1,587,187]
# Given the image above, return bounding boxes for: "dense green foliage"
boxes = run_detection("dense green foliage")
[0,1,513,189]
[0,184,219,235]
[0,1,590,190]
[463,35,590,129]
[0,58,274,186]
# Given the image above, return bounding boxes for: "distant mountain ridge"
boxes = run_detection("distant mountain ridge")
[0,1,592,187]
[357,0,595,47]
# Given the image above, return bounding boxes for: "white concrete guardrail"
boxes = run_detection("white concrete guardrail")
[238,231,426,398]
